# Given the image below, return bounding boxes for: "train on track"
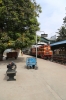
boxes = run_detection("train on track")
[22,40,66,64]
[30,44,53,59]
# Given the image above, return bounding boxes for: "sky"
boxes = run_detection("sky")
[36,0,66,39]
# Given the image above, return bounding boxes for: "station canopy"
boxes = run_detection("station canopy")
[50,40,66,49]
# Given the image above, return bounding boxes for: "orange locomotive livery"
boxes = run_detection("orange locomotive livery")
[30,44,53,59]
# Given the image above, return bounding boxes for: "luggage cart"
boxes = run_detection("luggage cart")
[26,57,38,70]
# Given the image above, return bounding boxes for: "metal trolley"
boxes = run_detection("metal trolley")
[26,57,38,70]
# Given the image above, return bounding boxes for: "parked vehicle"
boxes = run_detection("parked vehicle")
[6,52,18,60]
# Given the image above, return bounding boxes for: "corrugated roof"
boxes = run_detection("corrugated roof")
[50,40,66,46]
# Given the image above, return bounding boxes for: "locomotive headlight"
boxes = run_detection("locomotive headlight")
[49,51,52,52]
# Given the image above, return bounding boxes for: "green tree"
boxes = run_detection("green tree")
[0,0,42,53]
[56,16,66,41]
[56,26,66,41]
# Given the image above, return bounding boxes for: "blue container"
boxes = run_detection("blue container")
[26,57,36,69]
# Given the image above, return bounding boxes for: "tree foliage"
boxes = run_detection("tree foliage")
[56,26,66,41]
[0,0,41,52]
[56,16,66,41]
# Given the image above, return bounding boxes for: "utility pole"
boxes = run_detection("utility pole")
[36,32,37,67]
[35,31,46,68]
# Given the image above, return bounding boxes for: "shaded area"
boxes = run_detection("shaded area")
[0,56,26,65]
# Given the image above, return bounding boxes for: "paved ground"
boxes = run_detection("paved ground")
[0,54,66,100]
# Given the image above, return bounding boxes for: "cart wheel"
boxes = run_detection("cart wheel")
[35,66,38,70]
[6,57,8,60]
[15,57,17,59]
[27,66,30,69]
[33,65,35,69]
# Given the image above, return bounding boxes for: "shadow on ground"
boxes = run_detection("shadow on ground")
[0,56,26,65]
[4,74,8,80]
